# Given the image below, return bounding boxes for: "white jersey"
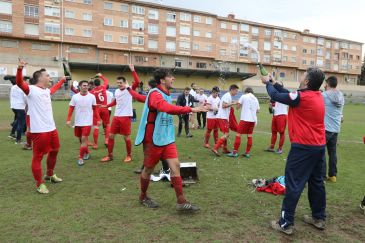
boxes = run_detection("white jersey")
[206,95,220,119]
[196,93,208,106]
[106,90,114,111]
[238,93,260,123]
[69,92,96,126]
[114,88,133,117]
[10,85,26,109]
[217,92,232,120]
[26,85,56,133]
[273,102,288,116]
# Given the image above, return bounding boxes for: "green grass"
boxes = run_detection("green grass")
[0,99,364,242]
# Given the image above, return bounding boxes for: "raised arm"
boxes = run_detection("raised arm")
[129,64,141,91]
[50,78,66,95]
[266,82,300,107]
[128,88,146,102]
[16,61,30,95]
[98,74,109,88]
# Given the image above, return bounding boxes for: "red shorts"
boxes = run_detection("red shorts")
[98,107,110,126]
[31,129,60,155]
[143,142,178,168]
[272,115,287,133]
[217,119,230,133]
[74,126,92,138]
[110,117,131,135]
[237,120,255,134]
[26,115,30,128]
[207,118,218,130]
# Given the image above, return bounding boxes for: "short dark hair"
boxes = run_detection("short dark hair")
[79,80,89,87]
[305,67,325,91]
[32,68,46,83]
[244,87,254,94]
[117,76,126,82]
[153,69,172,84]
[148,78,158,88]
[29,78,36,85]
[212,86,220,93]
[191,82,195,88]
[326,76,338,88]
[184,87,191,91]
[229,84,239,91]
[88,80,94,85]
[94,78,101,86]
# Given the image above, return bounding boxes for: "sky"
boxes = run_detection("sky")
[140,0,365,57]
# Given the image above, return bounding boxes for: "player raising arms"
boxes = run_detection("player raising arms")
[135,69,207,212]
[16,59,65,194]
[66,80,100,166]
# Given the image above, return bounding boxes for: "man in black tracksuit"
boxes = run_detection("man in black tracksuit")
[176,87,198,137]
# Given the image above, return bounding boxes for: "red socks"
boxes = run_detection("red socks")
[246,137,252,154]
[79,146,87,159]
[104,124,110,143]
[233,135,241,151]
[214,137,225,150]
[46,150,58,177]
[32,153,44,187]
[140,176,150,200]
[204,130,211,144]
[271,132,277,149]
[93,128,99,145]
[279,132,285,150]
[171,176,186,204]
[213,129,218,144]
[125,138,132,156]
[107,138,115,156]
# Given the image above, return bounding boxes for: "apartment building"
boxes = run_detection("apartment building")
[0,0,363,90]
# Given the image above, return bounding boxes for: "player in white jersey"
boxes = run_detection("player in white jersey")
[101,76,133,163]
[16,60,65,194]
[67,80,100,166]
[228,87,260,158]
[211,84,239,156]
[106,85,114,117]
[196,88,208,129]
[10,79,27,143]
[204,86,220,148]
[266,100,288,154]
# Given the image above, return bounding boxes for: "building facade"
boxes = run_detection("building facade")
[0,0,363,90]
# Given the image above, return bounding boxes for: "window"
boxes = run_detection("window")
[282,56,288,62]
[317,48,323,56]
[334,42,339,49]
[283,44,288,50]
[121,4,128,12]
[291,57,296,63]
[120,35,128,44]
[148,24,158,34]
[104,17,113,26]
[310,49,315,55]
[1,39,18,48]
[205,32,212,38]
[196,62,207,69]
[205,17,212,24]
[302,60,307,65]
[317,38,324,46]
[240,24,249,32]
[302,48,307,54]
[264,29,271,36]
[231,37,238,44]
[65,10,75,18]
[166,41,176,51]
[132,19,144,30]
[83,29,92,37]
[220,49,226,56]
[280,72,285,78]
[82,13,92,21]
[220,22,227,29]
[166,26,176,37]
[232,24,238,31]
[175,60,182,67]
[264,41,271,51]
[167,12,176,22]
[44,6,60,17]
[0,1,12,14]
[148,40,158,49]
[44,22,60,34]
[148,9,159,20]
[104,2,113,10]
[291,46,297,51]
[310,60,315,66]
[283,32,288,38]
[65,27,75,35]
[273,53,281,62]
[132,36,144,45]
[206,45,213,52]
[194,15,201,23]
[193,44,199,50]
[83,0,92,4]
[25,5,39,18]
[69,47,89,53]
[31,43,51,51]
[239,49,248,57]
[180,41,190,50]
[193,30,200,37]
[0,21,12,33]
[325,51,331,60]
[252,27,259,35]
[251,40,258,50]
[317,59,323,66]
[274,30,282,37]
[292,34,297,40]
[240,35,249,44]
[24,24,39,36]
[180,12,191,21]
[180,26,190,35]
[220,36,227,43]
[132,5,144,15]
[333,64,338,71]
[104,34,112,42]
[263,55,270,63]
[340,42,349,49]
[273,41,281,49]
[120,20,128,28]
[325,41,331,48]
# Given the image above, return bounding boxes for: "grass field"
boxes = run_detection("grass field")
[0,99,364,242]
